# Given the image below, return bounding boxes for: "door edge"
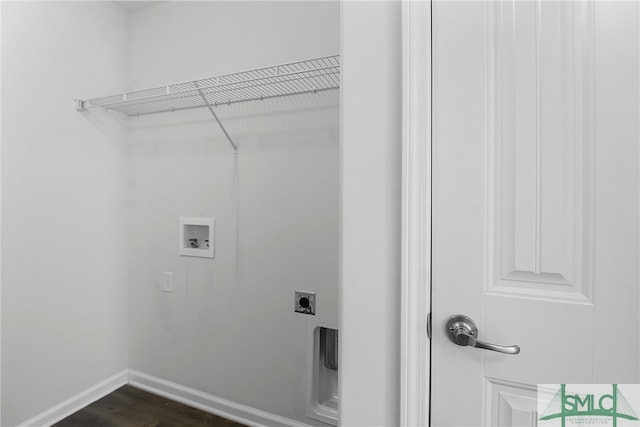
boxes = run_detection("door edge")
[400,1,432,426]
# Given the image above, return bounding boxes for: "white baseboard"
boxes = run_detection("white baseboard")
[17,370,128,427]
[16,370,313,427]
[128,370,311,427]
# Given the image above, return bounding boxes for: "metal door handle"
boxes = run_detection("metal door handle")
[445,315,520,355]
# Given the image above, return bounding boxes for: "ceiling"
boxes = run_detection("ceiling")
[112,1,166,13]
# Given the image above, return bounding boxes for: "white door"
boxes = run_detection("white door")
[431,1,639,426]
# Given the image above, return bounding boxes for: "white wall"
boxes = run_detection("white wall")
[0,3,405,426]
[340,2,402,426]
[1,2,129,426]
[126,2,339,425]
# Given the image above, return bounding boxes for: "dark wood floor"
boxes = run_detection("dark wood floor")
[53,385,247,427]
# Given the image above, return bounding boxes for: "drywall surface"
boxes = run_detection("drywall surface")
[340,2,402,426]
[126,2,339,424]
[1,2,129,425]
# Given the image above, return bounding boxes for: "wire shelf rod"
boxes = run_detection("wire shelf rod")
[80,63,339,111]
[116,86,338,117]
[106,68,338,112]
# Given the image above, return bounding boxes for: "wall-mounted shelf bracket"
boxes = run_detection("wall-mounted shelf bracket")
[194,82,238,156]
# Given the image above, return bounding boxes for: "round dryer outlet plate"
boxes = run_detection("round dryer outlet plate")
[294,290,316,315]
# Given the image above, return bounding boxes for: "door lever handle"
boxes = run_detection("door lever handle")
[446,315,520,355]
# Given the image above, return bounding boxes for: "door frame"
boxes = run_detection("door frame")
[400,1,431,426]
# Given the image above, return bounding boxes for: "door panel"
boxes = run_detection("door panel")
[489,0,593,302]
[431,1,639,426]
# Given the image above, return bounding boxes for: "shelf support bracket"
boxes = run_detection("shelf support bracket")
[194,83,238,155]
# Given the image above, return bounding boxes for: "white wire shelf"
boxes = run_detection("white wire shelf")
[77,55,339,155]
[77,55,340,117]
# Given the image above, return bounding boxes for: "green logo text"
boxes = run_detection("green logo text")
[540,384,639,427]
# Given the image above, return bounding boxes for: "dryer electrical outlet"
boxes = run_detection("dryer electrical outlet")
[295,291,316,315]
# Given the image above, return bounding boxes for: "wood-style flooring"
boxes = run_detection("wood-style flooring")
[53,385,247,427]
